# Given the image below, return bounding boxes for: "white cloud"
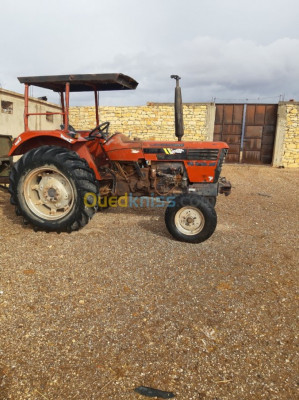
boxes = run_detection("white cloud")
[1,0,298,105]
[94,36,299,105]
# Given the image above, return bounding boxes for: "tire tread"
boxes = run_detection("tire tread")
[9,145,98,232]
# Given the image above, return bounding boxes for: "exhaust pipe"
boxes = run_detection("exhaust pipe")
[171,75,184,141]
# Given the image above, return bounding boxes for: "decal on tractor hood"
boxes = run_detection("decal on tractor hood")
[163,148,184,155]
[60,134,74,143]
[144,148,219,161]
[14,136,22,146]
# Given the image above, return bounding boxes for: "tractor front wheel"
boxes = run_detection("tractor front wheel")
[165,194,217,243]
[9,146,98,232]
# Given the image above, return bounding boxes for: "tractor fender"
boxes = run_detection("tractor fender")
[8,130,101,180]
[8,130,82,156]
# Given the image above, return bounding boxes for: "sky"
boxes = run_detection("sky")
[0,0,299,106]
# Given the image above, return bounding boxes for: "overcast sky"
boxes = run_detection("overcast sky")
[1,0,298,105]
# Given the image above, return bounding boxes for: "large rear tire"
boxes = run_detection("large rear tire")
[165,194,217,243]
[9,146,98,232]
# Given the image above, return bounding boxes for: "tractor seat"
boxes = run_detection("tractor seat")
[60,124,77,138]
[60,124,76,133]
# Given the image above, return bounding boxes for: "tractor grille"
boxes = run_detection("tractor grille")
[187,149,219,160]
[214,149,228,181]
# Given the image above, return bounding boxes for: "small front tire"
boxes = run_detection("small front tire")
[165,194,217,243]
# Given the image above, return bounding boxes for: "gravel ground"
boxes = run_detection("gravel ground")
[0,164,298,400]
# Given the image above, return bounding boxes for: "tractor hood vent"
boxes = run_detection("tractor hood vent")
[187,149,219,160]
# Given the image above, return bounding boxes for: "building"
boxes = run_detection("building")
[0,88,62,139]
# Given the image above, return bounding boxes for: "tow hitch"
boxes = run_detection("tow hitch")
[218,177,232,196]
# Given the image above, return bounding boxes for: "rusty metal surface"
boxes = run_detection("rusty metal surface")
[0,135,13,158]
[242,104,278,164]
[0,136,13,184]
[214,104,278,164]
[18,73,138,92]
[214,104,244,163]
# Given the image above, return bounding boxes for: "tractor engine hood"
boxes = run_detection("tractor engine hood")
[103,133,228,162]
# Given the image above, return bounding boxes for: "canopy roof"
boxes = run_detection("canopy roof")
[18,73,138,92]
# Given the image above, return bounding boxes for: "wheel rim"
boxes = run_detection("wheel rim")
[23,166,75,220]
[174,206,205,236]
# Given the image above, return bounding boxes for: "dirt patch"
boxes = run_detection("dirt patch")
[0,165,298,399]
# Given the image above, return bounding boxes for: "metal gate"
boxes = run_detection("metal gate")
[214,104,278,164]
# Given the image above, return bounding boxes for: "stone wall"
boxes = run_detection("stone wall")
[273,101,299,168]
[69,102,216,141]
[282,103,299,167]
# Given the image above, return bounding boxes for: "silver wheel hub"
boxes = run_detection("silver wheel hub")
[39,175,71,207]
[175,206,205,236]
[23,166,74,220]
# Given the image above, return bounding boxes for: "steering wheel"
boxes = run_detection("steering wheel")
[89,121,110,139]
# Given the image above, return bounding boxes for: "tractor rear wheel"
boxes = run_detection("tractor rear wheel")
[165,194,217,243]
[9,145,98,232]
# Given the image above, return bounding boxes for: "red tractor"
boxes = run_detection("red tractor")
[8,73,231,243]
